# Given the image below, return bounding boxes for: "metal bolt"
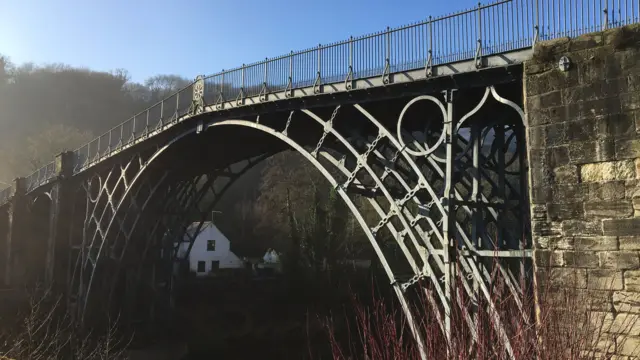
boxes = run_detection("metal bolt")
[558,56,571,72]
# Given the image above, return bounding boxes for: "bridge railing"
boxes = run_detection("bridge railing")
[72,82,195,173]
[24,162,56,193]
[202,0,532,102]
[0,187,11,205]
[2,0,639,204]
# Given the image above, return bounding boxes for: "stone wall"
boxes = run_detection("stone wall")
[526,24,640,357]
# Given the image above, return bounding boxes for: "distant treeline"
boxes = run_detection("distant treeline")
[0,55,192,181]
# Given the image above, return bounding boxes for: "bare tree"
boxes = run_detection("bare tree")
[144,74,190,100]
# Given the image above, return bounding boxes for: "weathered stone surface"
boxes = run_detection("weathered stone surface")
[566,118,597,142]
[581,160,636,182]
[614,291,640,313]
[549,236,574,250]
[575,236,619,251]
[528,126,546,149]
[527,90,562,113]
[575,289,613,311]
[534,250,564,267]
[616,139,640,159]
[626,179,640,199]
[600,251,640,270]
[593,334,617,354]
[584,201,633,218]
[530,186,551,204]
[562,220,603,236]
[532,220,561,237]
[587,269,624,290]
[620,236,640,250]
[568,139,616,164]
[546,123,567,147]
[588,181,626,201]
[564,251,599,268]
[547,268,587,288]
[621,92,640,112]
[633,193,640,217]
[548,203,584,221]
[625,270,640,291]
[526,66,580,95]
[566,96,622,121]
[609,313,640,335]
[549,145,570,167]
[534,236,551,249]
[553,165,579,184]
[525,62,553,76]
[531,204,548,220]
[603,218,640,236]
[590,311,616,332]
[617,335,640,357]
[552,184,587,202]
[598,112,636,139]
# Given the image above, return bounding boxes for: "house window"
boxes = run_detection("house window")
[197,261,206,273]
[211,261,220,271]
[207,240,216,251]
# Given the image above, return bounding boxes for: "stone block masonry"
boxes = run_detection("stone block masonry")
[526,24,640,357]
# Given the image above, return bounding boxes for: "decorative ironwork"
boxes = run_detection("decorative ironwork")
[189,75,205,115]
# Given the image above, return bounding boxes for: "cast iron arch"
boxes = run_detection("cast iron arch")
[70,86,530,360]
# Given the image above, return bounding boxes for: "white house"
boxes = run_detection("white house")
[175,221,244,276]
[255,248,282,274]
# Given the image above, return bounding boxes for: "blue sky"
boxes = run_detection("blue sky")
[1,0,480,83]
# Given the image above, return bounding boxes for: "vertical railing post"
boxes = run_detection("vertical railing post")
[107,130,112,156]
[119,123,124,148]
[132,115,136,141]
[475,2,483,68]
[241,64,246,95]
[442,89,456,352]
[215,71,225,109]
[96,136,101,161]
[317,44,321,78]
[425,16,433,77]
[286,52,294,97]
[383,26,391,84]
[221,71,225,101]
[145,109,149,136]
[159,100,164,127]
[349,36,354,72]
[260,59,268,102]
[603,2,609,29]
[175,91,180,122]
[533,0,540,48]
[238,64,246,104]
[313,44,322,94]
[345,36,354,90]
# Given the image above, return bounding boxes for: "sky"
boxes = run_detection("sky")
[0,0,480,83]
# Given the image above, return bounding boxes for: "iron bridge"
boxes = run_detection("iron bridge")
[0,0,638,358]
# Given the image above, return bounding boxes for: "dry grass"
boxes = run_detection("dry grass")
[317,263,639,360]
[0,288,131,360]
